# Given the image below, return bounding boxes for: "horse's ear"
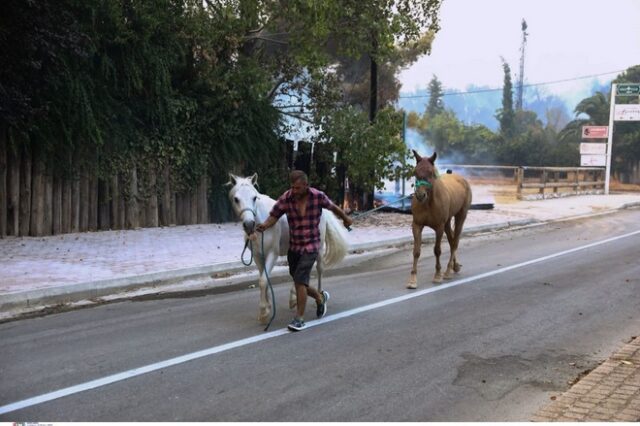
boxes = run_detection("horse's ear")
[225,172,237,187]
[412,150,422,163]
[250,173,258,186]
[428,152,437,164]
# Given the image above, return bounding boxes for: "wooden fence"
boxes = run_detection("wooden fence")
[0,141,216,238]
[516,166,605,199]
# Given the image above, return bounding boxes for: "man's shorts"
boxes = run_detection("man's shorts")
[287,250,318,286]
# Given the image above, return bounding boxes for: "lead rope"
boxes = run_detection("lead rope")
[350,194,413,221]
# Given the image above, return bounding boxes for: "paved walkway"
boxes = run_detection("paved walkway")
[1,192,640,421]
[532,336,640,422]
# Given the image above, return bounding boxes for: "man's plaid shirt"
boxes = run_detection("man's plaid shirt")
[269,187,333,254]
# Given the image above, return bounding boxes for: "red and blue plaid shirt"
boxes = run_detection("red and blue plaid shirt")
[269,187,333,254]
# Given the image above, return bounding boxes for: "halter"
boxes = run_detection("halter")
[415,179,432,189]
[239,207,257,219]
[415,168,440,189]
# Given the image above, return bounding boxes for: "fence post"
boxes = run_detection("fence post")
[516,167,523,199]
[540,169,546,198]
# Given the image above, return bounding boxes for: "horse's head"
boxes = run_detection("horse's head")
[227,172,260,235]
[412,150,439,203]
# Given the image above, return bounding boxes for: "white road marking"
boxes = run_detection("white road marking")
[2,229,639,415]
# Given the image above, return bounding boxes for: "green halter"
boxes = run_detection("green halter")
[415,168,440,189]
[415,179,432,188]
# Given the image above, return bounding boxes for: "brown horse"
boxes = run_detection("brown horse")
[407,150,472,288]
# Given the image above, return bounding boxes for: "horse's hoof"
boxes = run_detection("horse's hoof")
[432,276,443,284]
[406,282,417,289]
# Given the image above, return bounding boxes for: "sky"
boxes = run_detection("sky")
[399,0,640,102]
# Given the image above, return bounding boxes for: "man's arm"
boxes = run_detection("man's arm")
[329,203,353,229]
[255,215,278,233]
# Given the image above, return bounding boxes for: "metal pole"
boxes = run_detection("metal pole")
[605,84,616,195]
[401,111,407,210]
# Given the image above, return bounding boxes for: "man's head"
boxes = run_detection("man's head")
[290,170,309,199]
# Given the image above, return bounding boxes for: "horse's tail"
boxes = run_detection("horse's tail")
[321,209,349,268]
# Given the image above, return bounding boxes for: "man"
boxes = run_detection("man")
[255,170,353,331]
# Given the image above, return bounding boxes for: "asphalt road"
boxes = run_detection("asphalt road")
[1,209,640,421]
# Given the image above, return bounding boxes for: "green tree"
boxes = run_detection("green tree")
[316,106,405,197]
[496,59,515,139]
[426,75,445,117]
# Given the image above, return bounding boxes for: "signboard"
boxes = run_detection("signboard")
[617,83,640,96]
[614,104,640,121]
[581,126,608,139]
[580,142,607,155]
[581,154,606,167]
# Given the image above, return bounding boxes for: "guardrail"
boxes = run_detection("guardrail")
[516,166,605,200]
[439,164,606,200]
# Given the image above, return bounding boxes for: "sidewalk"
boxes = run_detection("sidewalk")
[1,191,640,420]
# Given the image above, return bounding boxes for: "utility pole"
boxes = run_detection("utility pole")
[516,19,528,111]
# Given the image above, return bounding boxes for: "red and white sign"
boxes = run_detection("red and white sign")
[581,126,609,139]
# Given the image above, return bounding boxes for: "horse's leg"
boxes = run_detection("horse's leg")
[407,223,424,289]
[433,226,445,283]
[257,251,277,324]
[443,218,456,280]
[451,209,469,274]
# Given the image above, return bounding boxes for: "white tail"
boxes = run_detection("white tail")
[321,209,349,268]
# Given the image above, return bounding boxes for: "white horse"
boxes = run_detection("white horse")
[227,173,350,324]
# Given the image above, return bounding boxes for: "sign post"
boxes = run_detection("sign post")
[605,84,616,194]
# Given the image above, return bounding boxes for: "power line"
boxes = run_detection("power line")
[399,69,625,99]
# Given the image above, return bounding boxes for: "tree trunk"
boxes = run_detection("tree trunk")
[71,177,80,233]
[43,170,53,235]
[88,175,98,231]
[170,192,177,226]
[79,174,89,232]
[146,170,158,227]
[98,178,110,230]
[52,176,62,235]
[161,168,171,226]
[19,144,32,237]
[190,191,197,224]
[110,174,120,230]
[7,141,20,236]
[118,175,126,229]
[176,193,184,225]
[30,147,45,236]
[198,175,208,223]
[125,168,139,229]
[62,178,72,234]
[0,133,6,237]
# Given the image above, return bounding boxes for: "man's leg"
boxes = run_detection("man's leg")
[295,282,308,319]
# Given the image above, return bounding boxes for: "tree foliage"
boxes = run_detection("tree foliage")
[1,0,443,203]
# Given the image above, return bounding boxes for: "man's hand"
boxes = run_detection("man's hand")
[255,223,266,233]
[343,216,353,229]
